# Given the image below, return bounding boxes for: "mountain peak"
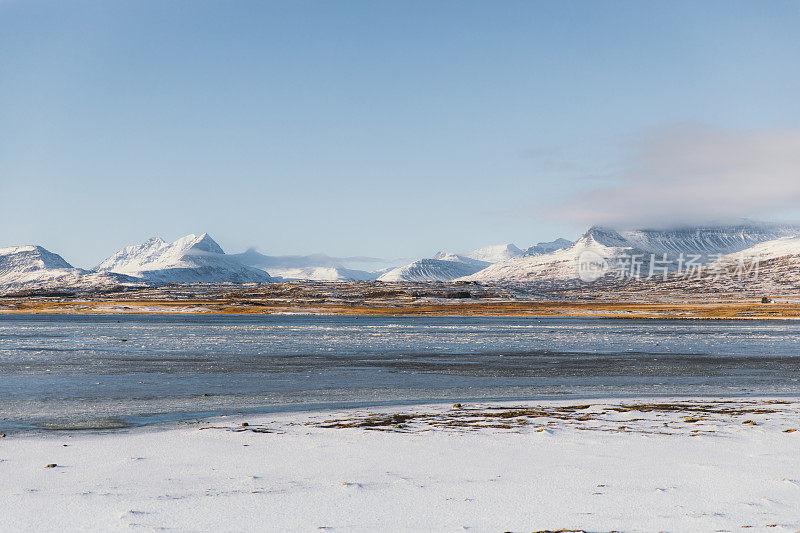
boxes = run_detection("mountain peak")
[95,234,268,284]
[0,245,74,272]
[378,257,487,282]
[523,238,574,256]
[174,233,225,255]
[464,243,523,263]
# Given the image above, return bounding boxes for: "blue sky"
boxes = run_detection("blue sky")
[2,0,799,267]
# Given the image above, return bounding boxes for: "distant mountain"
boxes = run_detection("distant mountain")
[460,222,800,285]
[378,253,489,282]
[463,244,523,263]
[0,245,139,295]
[608,235,800,296]
[523,238,573,256]
[431,252,491,267]
[607,222,800,261]
[96,234,271,284]
[460,230,627,284]
[8,221,797,293]
[377,240,577,283]
[229,249,379,281]
[274,266,378,281]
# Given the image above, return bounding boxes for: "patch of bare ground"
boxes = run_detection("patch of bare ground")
[4,280,800,318]
[303,400,798,435]
[190,400,800,443]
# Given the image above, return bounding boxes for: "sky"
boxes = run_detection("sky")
[2,0,799,268]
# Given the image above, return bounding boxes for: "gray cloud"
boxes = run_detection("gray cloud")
[547,122,800,228]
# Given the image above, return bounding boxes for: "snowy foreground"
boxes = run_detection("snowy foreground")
[3,399,800,532]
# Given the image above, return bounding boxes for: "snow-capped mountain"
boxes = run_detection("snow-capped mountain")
[2,245,72,273]
[269,266,377,281]
[0,245,140,295]
[719,235,800,261]
[523,238,573,256]
[432,252,491,267]
[461,222,800,285]
[617,235,800,296]
[459,231,629,284]
[96,234,271,284]
[378,253,490,282]
[229,249,379,281]
[378,243,538,282]
[7,220,797,292]
[611,222,800,261]
[704,236,800,291]
[463,244,523,263]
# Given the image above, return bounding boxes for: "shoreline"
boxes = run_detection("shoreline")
[3,397,799,531]
[3,297,800,320]
[10,390,800,437]
[9,387,800,433]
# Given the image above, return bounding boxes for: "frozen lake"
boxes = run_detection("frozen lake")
[1,314,800,432]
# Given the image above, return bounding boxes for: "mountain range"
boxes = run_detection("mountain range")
[229,249,380,281]
[378,239,573,282]
[2,221,800,294]
[0,245,141,295]
[94,233,271,284]
[461,222,800,285]
[377,254,490,282]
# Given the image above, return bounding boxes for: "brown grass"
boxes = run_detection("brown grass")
[5,297,800,319]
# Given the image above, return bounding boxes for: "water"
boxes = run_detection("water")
[1,313,800,432]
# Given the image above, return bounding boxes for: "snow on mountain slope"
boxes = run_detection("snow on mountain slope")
[229,249,379,281]
[463,244,523,263]
[0,246,139,294]
[712,236,800,262]
[96,234,223,273]
[96,234,271,284]
[627,236,800,296]
[613,222,800,260]
[459,231,628,284]
[1,245,72,272]
[701,236,800,292]
[432,252,491,268]
[523,238,574,256]
[378,253,490,282]
[460,222,800,285]
[382,240,573,282]
[265,266,378,281]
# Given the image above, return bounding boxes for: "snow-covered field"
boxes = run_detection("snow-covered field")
[3,398,799,532]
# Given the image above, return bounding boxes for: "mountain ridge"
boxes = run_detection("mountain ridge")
[461,222,800,285]
[4,222,800,292]
[0,245,142,295]
[229,249,379,281]
[96,233,271,284]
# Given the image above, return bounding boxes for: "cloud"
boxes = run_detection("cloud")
[547,122,800,228]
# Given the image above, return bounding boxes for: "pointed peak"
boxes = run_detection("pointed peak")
[0,244,73,270]
[582,226,627,245]
[174,233,225,255]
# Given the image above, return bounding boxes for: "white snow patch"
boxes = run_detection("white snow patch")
[3,398,799,531]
